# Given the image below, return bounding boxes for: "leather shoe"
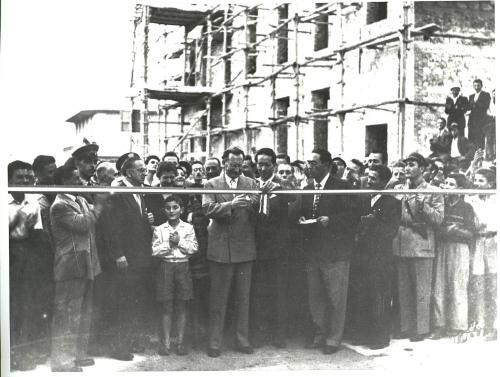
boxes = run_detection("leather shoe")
[130,344,146,353]
[176,344,188,356]
[305,341,323,349]
[111,352,134,361]
[235,345,254,354]
[158,344,170,356]
[429,329,445,340]
[409,335,426,342]
[369,343,389,350]
[207,348,221,358]
[75,358,95,367]
[323,345,340,355]
[51,365,83,372]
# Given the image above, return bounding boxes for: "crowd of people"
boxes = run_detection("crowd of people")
[8,80,497,372]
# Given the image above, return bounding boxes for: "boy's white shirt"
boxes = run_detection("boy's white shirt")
[152,219,198,261]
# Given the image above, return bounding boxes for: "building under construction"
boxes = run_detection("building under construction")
[127,1,495,162]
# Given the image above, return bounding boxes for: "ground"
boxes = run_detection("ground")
[10,335,498,373]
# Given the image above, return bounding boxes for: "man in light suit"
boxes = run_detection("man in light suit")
[393,152,444,342]
[468,78,491,149]
[202,146,259,357]
[297,149,358,354]
[50,164,108,372]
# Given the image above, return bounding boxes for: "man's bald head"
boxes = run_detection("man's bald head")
[96,162,118,186]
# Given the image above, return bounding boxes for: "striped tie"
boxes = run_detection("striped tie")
[312,183,321,218]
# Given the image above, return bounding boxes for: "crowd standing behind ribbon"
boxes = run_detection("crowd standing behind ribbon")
[7,80,497,371]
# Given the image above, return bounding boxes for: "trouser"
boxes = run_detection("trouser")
[108,269,152,354]
[88,271,113,351]
[397,257,433,336]
[250,258,289,343]
[191,275,210,348]
[208,261,252,349]
[306,260,350,347]
[432,242,469,331]
[350,254,393,346]
[50,279,93,369]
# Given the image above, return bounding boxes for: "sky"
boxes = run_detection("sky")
[1,0,135,163]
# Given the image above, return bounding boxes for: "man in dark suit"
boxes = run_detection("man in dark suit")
[202,146,259,357]
[445,86,468,135]
[468,78,491,149]
[449,122,477,161]
[350,165,401,349]
[49,164,108,372]
[297,149,358,354]
[250,148,292,348]
[106,153,154,361]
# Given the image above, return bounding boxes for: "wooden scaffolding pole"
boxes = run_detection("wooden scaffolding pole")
[243,8,250,153]
[206,14,213,158]
[397,2,411,159]
[222,4,229,149]
[293,13,301,160]
[141,5,150,157]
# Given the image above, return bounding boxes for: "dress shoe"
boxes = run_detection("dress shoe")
[305,341,323,349]
[369,343,389,350]
[409,335,426,342]
[130,344,146,353]
[75,358,95,367]
[429,329,445,340]
[207,348,221,358]
[51,365,83,372]
[272,340,286,349]
[323,345,340,355]
[235,345,254,354]
[176,344,188,356]
[111,352,134,361]
[158,344,170,356]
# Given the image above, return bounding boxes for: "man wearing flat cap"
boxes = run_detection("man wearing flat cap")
[393,152,444,342]
[445,85,468,136]
[72,141,99,186]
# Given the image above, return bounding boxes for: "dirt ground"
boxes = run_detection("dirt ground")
[10,335,498,373]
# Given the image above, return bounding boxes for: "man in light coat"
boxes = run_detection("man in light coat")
[393,152,444,342]
[202,146,259,357]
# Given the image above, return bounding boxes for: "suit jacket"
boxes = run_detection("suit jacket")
[393,181,444,258]
[108,181,153,271]
[255,176,292,260]
[202,174,259,263]
[356,195,401,259]
[445,95,468,130]
[298,175,359,264]
[50,194,101,281]
[451,135,477,159]
[468,91,491,129]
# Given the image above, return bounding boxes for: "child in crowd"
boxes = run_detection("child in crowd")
[152,195,198,355]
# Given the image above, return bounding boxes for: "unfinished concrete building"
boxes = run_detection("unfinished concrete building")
[128,1,495,162]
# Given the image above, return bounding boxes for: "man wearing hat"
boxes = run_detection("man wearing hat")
[445,85,468,135]
[72,141,99,186]
[106,153,154,360]
[393,152,444,342]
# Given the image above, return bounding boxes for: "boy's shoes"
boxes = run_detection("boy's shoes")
[158,344,170,356]
[175,344,188,356]
[207,348,221,358]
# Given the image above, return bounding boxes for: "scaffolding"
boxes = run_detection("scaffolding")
[130,1,495,160]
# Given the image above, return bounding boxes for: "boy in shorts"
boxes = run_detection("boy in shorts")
[152,195,198,355]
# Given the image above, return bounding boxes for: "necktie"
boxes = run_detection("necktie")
[259,180,269,216]
[312,183,321,218]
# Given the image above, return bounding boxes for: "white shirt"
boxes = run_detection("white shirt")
[8,193,43,240]
[152,220,198,262]
[371,194,382,207]
[123,178,143,212]
[313,173,330,190]
[258,174,275,187]
[450,137,461,158]
[225,173,239,189]
[474,90,482,103]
